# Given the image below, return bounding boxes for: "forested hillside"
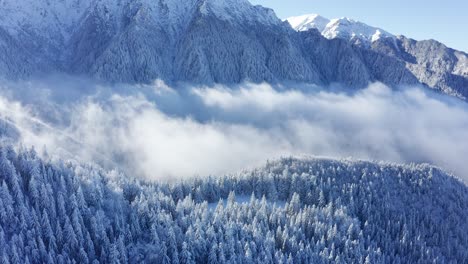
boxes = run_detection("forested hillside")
[0,0,467,99]
[0,145,466,263]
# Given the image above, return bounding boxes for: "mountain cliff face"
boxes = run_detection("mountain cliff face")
[2,0,319,84]
[378,36,468,97]
[288,14,468,98]
[0,0,467,98]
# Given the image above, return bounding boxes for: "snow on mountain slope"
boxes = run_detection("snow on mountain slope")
[287,14,395,46]
[0,0,279,43]
[202,0,280,25]
[66,0,302,83]
[286,14,330,32]
[0,0,291,83]
[454,51,468,76]
[0,0,92,45]
[323,17,395,46]
[0,1,466,99]
[288,13,468,98]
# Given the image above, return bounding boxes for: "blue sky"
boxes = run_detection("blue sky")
[250,0,467,52]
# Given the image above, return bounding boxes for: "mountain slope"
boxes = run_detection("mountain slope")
[288,14,468,98]
[380,36,468,97]
[0,0,467,99]
[38,0,321,84]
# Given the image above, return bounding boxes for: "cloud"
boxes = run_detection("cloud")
[0,79,467,181]
[193,83,468,178]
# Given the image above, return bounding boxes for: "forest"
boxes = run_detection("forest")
[0,144,466,263]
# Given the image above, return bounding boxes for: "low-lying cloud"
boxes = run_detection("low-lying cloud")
[0,79,467,181]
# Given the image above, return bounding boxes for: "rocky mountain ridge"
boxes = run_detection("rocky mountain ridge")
[0,0,466,98]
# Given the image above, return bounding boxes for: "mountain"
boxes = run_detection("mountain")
[0,0,467,99]
[287,14,468,98]
[0,144,466,263]
[1,0,312,84]
[286,14,330,32]
[287,14,395,47]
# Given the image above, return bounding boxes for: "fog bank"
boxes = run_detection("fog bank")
[0,79,467,181]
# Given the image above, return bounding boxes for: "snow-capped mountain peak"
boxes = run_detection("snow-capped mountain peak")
[285,14,330,32]
[323,17,395,44]
[286,14,395,45]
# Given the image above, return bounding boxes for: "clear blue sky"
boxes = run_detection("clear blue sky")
[250,0,467,52]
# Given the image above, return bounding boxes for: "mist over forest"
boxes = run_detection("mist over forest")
[0,78,467,182]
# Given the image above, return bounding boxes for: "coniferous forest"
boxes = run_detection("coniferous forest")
[0,145,466,263]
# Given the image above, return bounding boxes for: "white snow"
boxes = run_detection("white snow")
[286,14,395,45]
[0,0,92,43]
[205,0,280,25]
[0,0,281,44]
[208,195,286,210]
[286,14,330,32]
[454,51,468,77]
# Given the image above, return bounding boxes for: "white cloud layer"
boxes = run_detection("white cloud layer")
[0,79,467,181]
